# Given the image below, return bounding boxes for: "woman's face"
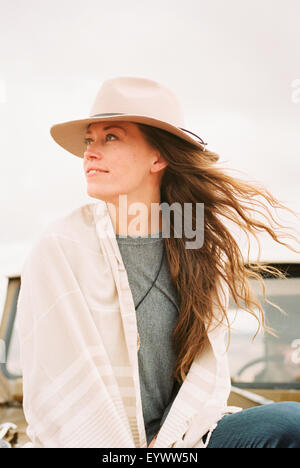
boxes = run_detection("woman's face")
[83,121,166,204]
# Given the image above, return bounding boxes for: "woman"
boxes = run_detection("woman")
[16,76,300,448]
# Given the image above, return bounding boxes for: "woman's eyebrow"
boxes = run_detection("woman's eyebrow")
[85,125,127,137]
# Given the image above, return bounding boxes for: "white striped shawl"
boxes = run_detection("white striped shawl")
[16,201,241,448]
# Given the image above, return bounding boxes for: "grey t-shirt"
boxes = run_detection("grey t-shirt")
[115,232,181,445]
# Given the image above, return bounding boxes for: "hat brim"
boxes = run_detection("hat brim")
[50,114,206,158]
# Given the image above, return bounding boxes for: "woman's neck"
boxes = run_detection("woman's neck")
[106,195,163,236]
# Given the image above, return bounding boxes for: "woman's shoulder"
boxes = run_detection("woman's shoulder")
[44,202,96,235]
[21,202,98,272]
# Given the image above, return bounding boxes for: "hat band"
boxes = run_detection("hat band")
[179,127,208,149]
[90,113,207,150]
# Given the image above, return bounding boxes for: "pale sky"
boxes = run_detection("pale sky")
[0,0,300,275]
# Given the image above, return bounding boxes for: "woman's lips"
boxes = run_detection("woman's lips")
[86,169,110,177]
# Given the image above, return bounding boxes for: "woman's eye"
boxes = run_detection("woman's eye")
[84,134,118,146]
[105,133,118,141]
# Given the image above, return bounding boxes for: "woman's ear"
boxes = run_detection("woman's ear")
[151,150,168,174]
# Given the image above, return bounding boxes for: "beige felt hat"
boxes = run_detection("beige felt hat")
[50,76,208,158]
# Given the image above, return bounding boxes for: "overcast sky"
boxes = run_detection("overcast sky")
[0,0,300,274]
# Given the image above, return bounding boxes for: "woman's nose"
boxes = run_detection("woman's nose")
[84,150,102,160]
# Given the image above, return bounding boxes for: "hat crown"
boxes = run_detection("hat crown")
[89,76,186,127]
[50,75,208,158]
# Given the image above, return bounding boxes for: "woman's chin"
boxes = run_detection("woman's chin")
[86,188,119,203]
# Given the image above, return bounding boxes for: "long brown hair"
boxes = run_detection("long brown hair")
[137,122,300,386]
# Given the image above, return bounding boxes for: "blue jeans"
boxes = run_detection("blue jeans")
[204,402,300,448]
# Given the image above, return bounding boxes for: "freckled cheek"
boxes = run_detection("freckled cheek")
[114,166,145,190]
[111,152,146,180]
[115,167,138,183]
